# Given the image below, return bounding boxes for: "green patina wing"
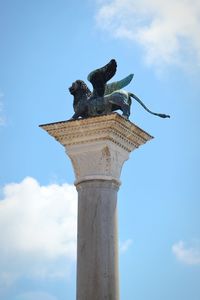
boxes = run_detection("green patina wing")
[104,73,134,96]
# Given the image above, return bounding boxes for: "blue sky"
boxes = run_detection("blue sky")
[0,0,200,299]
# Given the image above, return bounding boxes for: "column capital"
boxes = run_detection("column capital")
[40,113,153,185]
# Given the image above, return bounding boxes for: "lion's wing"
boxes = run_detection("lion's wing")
[87,59,117,97]
[104,74,134,96]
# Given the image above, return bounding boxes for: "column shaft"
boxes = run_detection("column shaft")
[76,180,119,300]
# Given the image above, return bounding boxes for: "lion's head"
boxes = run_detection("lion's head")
[69,80,91,98]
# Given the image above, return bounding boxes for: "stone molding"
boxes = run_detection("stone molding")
[40,113,153,184]
[76,179,120,192]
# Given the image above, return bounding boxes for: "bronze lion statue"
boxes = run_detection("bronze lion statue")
[69,59,170,120]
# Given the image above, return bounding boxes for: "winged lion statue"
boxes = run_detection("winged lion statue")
[69,59,170,120]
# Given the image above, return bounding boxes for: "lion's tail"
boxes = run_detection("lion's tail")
[129,93,170,119]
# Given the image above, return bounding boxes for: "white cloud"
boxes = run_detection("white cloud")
[120,239,133,253]
[172,240,200,265]
[96,0,200,69]
[0,177,77,284]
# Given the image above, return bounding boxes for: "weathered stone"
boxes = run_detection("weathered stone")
[76,180,119,300]
[40,113,153,185]
[40,113,153,300]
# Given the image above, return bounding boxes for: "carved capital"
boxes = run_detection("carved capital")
[67,141,129,185]
[40,113,153,184]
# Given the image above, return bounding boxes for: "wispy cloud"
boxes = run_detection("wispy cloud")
[120,239,133,253]
[96,0,200,70]
[14,291,58,300]
[0,177,77,285]
[172,240,200,265]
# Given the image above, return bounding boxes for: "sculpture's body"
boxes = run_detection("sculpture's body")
[69,59,170,120]
[70,80,132,119]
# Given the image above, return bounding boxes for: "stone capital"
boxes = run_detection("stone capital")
[40,113,153,185]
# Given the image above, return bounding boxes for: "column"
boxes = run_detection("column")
[40,113,153,300]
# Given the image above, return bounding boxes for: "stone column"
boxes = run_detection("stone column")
[40,113,153,300]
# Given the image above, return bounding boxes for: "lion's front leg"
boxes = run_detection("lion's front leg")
[71,112,81,120]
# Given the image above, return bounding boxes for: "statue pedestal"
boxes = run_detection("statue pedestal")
[40,113,153,300]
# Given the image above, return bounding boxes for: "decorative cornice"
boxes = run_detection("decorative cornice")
[40,113,153,152]
[40,113,153,184]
